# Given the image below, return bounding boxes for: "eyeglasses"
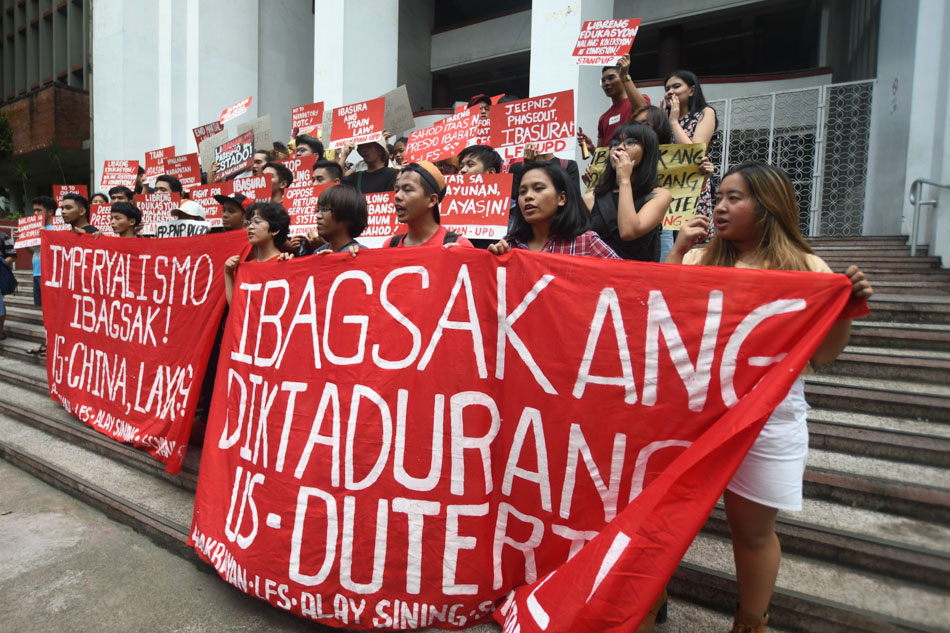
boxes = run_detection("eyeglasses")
[249,216,267,225]
[316,206,333,215]
[609,138,641,149]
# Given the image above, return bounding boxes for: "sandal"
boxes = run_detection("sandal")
[28,343,46,355]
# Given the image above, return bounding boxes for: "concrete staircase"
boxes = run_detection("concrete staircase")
[1,236,948,633]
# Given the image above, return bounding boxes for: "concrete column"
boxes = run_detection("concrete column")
[313,0,398,108]
[529,0,615,166]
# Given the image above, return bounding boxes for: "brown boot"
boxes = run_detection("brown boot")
[636,588,668,633]
[730,606,768,633]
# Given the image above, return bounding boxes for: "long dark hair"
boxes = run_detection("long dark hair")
[594,123,659,201]
[509,163,590,242]
[665,69,713,117]
[631,105,673,144]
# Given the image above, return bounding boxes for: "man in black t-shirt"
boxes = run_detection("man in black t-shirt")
[342,138,397,194]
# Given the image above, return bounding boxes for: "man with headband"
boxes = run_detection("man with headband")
[386,161,473,248]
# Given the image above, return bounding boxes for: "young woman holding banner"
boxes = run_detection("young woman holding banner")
[583,123,671,262]
[223,201,290,304]
[667,162,873,633]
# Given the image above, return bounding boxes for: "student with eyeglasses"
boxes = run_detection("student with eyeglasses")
[223,201,290,304]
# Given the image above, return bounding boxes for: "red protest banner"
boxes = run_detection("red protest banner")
[282,184,333,235]
[134,192,181,235]
[233,174,274,202]
[88,203,115,236]
[144,146,176,182]
[292,101,325,136]
[404,112,479,164]
[329,96,386,149]
[14,214,44,248]
[101,160,139,189]
[215,131,256,180]
[53,185,89,205]
[194,120,225,149]
[190,182,234,227]
[220,96,253,124]
[163,153,202,190]
[572,19,641,65]
[440,173,512,240]
[489,90,576,160]
[188,248,865,630]
[279,155,316,188]
[360,191,399,247]
[42,230,248,473]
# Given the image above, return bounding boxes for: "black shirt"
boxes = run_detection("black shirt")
[343,167,399,194]
[590,191,660,262]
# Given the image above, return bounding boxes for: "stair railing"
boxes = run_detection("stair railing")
[908,178,950,256]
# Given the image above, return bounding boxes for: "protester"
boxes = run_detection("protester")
[632,105,674,144]
[134,165,147,194]
[578,54,650,152]
[213,192,251,231]
[390,136,407,168]
[171,200,207,221]
[0,227,14,340]
[311,184,367,254]
[110,201,142,237]
[108,185,135,203]
[154,174,184,195]
[294,134,324,159]
[584,123,671,262]
[252,150,273,176]
[386,161,472,248]
[25,196,56,354]
[262,161,294,204]
[90,192,110,205]
[342,138,398,194]
[489,163,617,257]
[272,142,292,161]
[61,193,98,235]
[467,94,492,118]
[510,143,580,199]
[667,162,873,633]
[312,159,343,185]
[458,145,502,175]
[223,201,291,303]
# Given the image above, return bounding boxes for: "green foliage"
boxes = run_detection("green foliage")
[0,112,12,158]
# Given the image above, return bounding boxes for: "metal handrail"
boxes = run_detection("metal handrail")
[909,178,950,256]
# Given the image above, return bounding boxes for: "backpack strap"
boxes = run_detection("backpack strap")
[443,231,460,244]
[389,234,405,247]
[560,158,569,170]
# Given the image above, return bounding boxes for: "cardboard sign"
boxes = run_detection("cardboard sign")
[101,160,140,189]
[219,96,252,124]
[188,248,867,630]
[282,184,333,236]
[42,230,248,473]
[53,185,89,204]
[292,101,325,136]
[382,84,416,136]
[329,96,386,149]
[404,111,479,163]
[134,192,181,235]
[360,191,398,247]
[189,182,234,228]
[144,146,176,183]
[155,220,212,238]
[440,173,513,240]
[573,19,642,65]
[193,121,225,148]
[163,153,202,190]
[237,115,272,152]
[233,174,273,202]
[279,155,317,187]
[657,143,707,230]
[215,131,256,180]
[200,130,229,174]
[490,90,576,160]
[584,147,611,193]
[14,214,43,248]
[88,203,116,236]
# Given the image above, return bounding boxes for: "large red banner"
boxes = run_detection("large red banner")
[41,230,248,473]
[489,90,575,160]
[189,248,865,630]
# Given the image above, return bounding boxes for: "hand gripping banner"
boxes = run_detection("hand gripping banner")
[41,230,249,473]
[189,248,866,630]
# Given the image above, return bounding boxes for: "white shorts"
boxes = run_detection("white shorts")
[727,378,809,511]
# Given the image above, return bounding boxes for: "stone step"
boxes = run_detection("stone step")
[813,248,920,259]
[0,334,45,364]
[817,348,950,384]
[847,269,950,281]
[850,321,950,352]
[2,319,45,344]
[808,412,950,468]
[2,304,44,326]
[804,374,950,423]
[809,236,910,247]
[869,281,950,295]
[863,295,950,324]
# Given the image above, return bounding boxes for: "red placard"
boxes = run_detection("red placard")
[329,96,386,149]
[404,111,479,163]
[291,101,325,136]
[233,174,274,202]
[144,146,176,182]
[282,184,333,235]
[278,155,316,188]
[42,230,248,473]
[214,131,256,180]
[189,182,234,227]
[100,160,140,189]
[359,190,399,247]
[440,173,513,240]
[88,203,116,236]
[53,184,89,204]
[489,90,576,160]
[220,96,253,124]
[163,153,202,190]
[188,248,865,630]
[134,192,181,234]
[572,19,641,65]
[194,121,225,148]
[14,214,43,248]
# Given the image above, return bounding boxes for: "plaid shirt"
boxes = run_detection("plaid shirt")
[508,230,620,259]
